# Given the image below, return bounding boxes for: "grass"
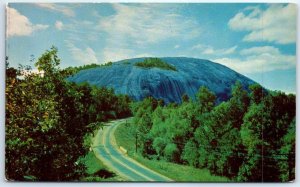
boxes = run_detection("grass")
[134,156,228,182]
[114,121,136,156]
[83,151,106,175]
[80,151,124,182]
[80,131,123,182]
[114,121,229,182]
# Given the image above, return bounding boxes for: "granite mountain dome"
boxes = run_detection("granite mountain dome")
[68,57,256,103]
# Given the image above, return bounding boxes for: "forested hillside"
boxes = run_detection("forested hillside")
[129,82,295,182]
[5,47,131,181]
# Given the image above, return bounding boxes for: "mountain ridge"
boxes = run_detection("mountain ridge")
[68,57,256,103]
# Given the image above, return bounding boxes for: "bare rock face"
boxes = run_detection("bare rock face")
[68,57,256,103]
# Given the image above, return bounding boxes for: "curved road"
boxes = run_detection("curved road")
[92,119,172,182]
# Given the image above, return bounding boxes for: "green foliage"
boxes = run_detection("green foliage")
[130,97,161,156]
[75,63,102,71]
[135,58,177,71]
[130,81,295,182]
[196,86,216,113]
[5,47,131,181]
[249,83,265,104]
[164,143,179,162]
[228,81,250,129]
[238,91,295,182]
[81,151,105,175]
[278,118,295,181]
[134,156,229,182]
[79,151,118,181]
[7,46,294,182]
[182,139,199,167]
[65,61,113,75]
[181,94,189,103]
[114,120,229,182]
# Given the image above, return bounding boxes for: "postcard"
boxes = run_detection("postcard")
[5,3,296,182]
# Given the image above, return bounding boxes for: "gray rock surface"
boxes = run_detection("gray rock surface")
[68,57,256,103]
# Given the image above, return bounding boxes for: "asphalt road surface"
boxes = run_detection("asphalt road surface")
[92,119,172,182]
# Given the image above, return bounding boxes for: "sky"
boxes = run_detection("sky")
[6,3,297,93]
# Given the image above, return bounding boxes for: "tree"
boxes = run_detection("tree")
[129,82,295,182]
[131,97,159,156]
[226,81,250,129]
[182,139,199,167]
[196,86,216,113]
[6,47,84,180]
[181,94,189,103]
[249,83,265,104]
[278,118,295,181]
[5,47,131,181]
[238,91,295,182]
[164,143,179,162]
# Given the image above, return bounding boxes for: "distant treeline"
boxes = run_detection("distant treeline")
[130,82,295,182]
[65,61,113,74]
[135,58,177,71]
[5,47,131,181]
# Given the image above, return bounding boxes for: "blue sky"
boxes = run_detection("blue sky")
[6,3,296,93]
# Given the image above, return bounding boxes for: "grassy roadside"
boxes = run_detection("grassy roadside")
[80,128,123,182]
[114,121,229,182]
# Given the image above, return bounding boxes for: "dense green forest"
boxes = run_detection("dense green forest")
[135,58,177,71]
[5,47,131,181]
[129,83,295,182]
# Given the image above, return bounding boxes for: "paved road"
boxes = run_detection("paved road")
[92,119,172,182]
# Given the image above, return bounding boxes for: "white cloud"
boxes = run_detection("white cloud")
[65,41,99,65]
[222,46,238,55]
[239,46,279,56]
[134,53,154,58]
[192,44,237,55]
[102,47,155,63]
[102,48,132,63]
[7,7,49,37]
[101,4,201,43]
[98,3,201,58]
[174,45,180,49]
[202,47,214,55]
[214,46,295,74]
[35,3,75,17]
[55,21,63,30]
[228,4,296,44]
